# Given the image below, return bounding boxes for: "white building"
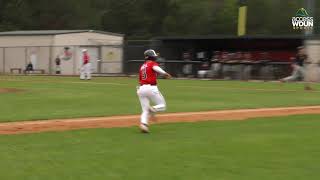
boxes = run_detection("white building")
[0,30,124,75]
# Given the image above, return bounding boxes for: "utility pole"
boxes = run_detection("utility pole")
[237,0,247,36]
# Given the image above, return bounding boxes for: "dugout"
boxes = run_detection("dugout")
[125,35,304,79]
[0,30,124,75]
[150,35,305,62]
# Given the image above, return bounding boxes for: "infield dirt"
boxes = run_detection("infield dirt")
[0,88,23,94]
[0,106,320,134]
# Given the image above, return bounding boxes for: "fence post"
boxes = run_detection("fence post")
[49,46,53,74]
[2,48,5,73]
[25,48,28,69]
[121,43,125,74]
[73,46,77,75]
[98,46,102,73]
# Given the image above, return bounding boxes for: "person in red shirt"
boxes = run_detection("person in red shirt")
[80,49,91,80]
[137,49,172,133]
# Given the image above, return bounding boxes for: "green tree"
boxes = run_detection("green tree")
[0,0,319,38]
[210,0,238,34]
[247,0,303,35]
[0,0,33,30]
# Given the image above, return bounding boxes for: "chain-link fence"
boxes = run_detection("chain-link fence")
[124,40,203,77]
[124,39,295,80]
[2,38,315,82]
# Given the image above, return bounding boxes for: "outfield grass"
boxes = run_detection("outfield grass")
[1,75,320,122]
[0,114,319,180]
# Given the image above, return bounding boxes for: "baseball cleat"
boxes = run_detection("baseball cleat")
[139,123,149,133]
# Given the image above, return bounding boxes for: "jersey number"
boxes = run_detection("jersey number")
[141,65,147,80]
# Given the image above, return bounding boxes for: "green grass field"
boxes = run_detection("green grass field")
[1,75,320,122]
[1,75,320,180]
[0,114,319,180]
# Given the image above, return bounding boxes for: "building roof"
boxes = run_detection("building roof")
[152,34,307,41]
[0,30,124,37]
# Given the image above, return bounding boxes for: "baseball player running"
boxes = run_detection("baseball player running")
[137,49,172,133]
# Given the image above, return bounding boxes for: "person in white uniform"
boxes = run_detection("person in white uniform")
[80,49,91,80]
[137,49,172,133]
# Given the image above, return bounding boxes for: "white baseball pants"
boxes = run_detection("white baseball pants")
[137,85,166,125]
[80,63,91,80]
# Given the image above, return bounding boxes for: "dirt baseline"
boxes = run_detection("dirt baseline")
[0,88,22,94]
[1,106,320,135]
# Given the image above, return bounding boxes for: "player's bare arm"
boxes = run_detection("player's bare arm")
[152,66,172,79]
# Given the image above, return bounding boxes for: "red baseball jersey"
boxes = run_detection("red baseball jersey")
[83,53,90,64]
[139,60,159,85]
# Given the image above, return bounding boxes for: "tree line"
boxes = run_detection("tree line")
[0,0,318,39]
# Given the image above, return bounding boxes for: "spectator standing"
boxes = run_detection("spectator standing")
[197,60,210,78]
[258,52,272,80]
[221,51,232,79]
[210,51,222,78]
[232,51,244,79]
[242,52,254,80]
[55,55,61,74]
[182,52,193,77]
